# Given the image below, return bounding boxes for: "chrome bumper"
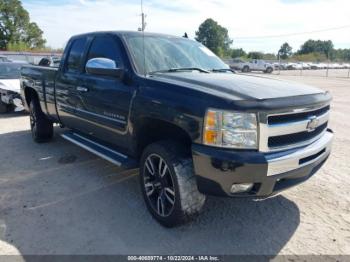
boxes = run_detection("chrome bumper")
[266,131,333,176]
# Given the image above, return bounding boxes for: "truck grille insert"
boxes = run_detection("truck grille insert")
[268,105,330,125]
[268,122,328,148]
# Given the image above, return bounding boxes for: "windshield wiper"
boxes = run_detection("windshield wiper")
[149,67,210,74]
[211,68,235,73]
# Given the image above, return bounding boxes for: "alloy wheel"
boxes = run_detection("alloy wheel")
[143,154,176,217]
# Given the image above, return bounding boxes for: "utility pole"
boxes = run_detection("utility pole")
[277,51,281,75]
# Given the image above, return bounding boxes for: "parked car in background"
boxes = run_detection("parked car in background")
[301,62,311,70]
[0,62,26,113]
[38,56,61,67]
[229,58,248,71]
[230,59,273,73]
[273,62,287,70]
[247,59,274,73]
[0,55,12,63]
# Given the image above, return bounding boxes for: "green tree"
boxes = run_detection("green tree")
[231,48,246,58]
[0,0,46,50]
[195,18,232,57]
[298,40,334,58]
[278,42,292,59]
[334,48,350,62]
[262,53,276,60]
[247,51,264,59]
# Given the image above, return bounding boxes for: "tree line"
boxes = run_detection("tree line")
[196,18,350,62]
[0,0,47,51]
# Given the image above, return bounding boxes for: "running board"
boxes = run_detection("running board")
[61,131,138,170]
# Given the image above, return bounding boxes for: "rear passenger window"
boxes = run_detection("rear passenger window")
[86,36,123,68]
[66,38,87,73]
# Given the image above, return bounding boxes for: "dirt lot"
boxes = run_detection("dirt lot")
[0,74,349,256]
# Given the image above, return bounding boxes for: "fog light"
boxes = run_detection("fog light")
[230,183,254,194]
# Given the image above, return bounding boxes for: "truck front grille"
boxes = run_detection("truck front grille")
[259,104,330,152]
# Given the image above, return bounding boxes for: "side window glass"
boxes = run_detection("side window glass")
[66,38,87,73]
[86,36,123,68]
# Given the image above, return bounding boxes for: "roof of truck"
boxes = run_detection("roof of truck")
[70,30,184,39]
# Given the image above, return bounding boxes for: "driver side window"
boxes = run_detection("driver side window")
[86,35,123,69]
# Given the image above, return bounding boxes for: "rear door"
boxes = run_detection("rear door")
[74,34,135,150]
[55,36,90,128]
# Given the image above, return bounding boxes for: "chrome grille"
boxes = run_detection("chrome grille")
[259,104,330,152]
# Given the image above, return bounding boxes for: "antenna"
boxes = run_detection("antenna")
[139,0,146,31]
[140,0,146,76]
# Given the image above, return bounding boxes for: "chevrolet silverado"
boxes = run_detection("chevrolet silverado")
[21,31,333,227]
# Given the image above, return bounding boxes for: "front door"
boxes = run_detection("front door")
[74,34,135,151]
[55,36,90,129]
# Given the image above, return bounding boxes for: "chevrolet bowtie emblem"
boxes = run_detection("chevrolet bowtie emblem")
[306,116,319,132]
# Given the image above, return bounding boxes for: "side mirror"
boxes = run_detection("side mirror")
[86,58,123,78]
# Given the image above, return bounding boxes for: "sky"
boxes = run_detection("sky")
[22,0,350,53]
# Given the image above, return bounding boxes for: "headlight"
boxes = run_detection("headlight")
[203,109,258,149]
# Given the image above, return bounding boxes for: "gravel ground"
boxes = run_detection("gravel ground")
[0,75,349,256]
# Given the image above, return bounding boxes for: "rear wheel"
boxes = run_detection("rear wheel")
[140,141,206,227]
[242,66,250,72]
[265,67,273,73]
[29,98,53,143]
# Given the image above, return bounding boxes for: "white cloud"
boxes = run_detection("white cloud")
[24,0,350,52]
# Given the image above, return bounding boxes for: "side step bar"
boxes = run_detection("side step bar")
[61,131,138,170]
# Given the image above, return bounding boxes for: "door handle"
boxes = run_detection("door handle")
[76,86,89,92]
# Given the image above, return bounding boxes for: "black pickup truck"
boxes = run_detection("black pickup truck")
[21,31,333,227]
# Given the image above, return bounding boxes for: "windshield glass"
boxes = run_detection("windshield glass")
[0,63,22,79]
[124,35,229,75]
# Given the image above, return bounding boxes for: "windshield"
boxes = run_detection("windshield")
[124,35,229,75]
[0,63,22,79]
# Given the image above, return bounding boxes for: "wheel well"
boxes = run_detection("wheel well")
[136,118,192,158]
[24,87,38,107]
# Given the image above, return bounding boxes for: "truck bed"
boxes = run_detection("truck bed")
[21,65,59,121]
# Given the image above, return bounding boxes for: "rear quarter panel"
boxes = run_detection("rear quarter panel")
[21,65,59,121]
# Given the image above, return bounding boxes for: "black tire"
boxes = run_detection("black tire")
[140,140,206,227]
[29,98,53,143]
[265,67,273,74]
[242,66,249,73]
[0,96,9,113]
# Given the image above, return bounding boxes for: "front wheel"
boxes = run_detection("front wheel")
[140,141,206,227]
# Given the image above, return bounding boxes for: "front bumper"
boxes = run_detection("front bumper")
[0,89,24,111]
[192,130,333,197]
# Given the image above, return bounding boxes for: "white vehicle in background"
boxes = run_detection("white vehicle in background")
[301,62,311,70]
[230,58,248,71]
[0,62,26,113]
[273,62,287,70]
[0,55,12,63]
[308,63,319,70]
[286,62,303,70]
[230,59,273,73]
[247,59,274,73]
[318,63,328,69]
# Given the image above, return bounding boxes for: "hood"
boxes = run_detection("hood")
[152,72,324,101]
[0,79,21,93]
